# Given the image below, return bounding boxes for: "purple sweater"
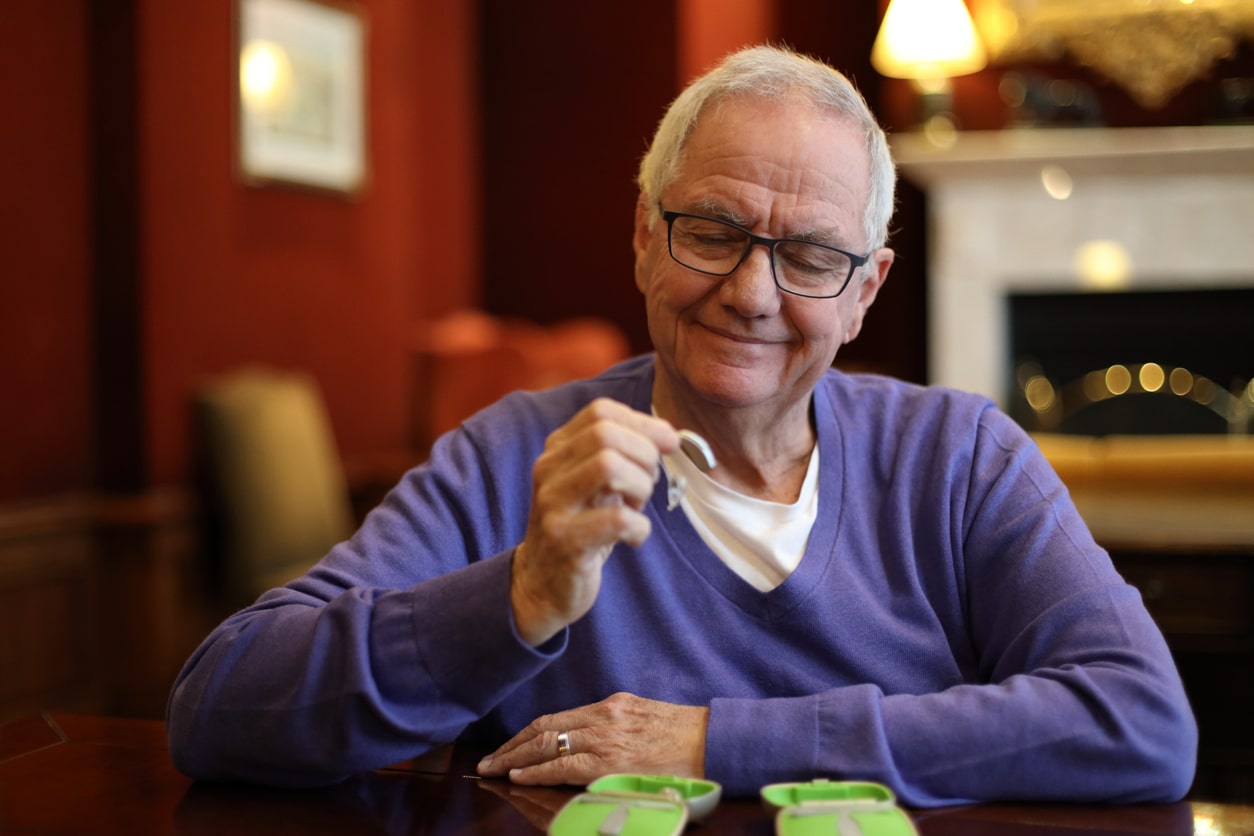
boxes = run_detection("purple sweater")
[167,356,1196,806]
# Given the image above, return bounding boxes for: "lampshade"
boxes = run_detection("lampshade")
[871,0,988,81]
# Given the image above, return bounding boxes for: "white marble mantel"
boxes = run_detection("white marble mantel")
[892,125,1254,407]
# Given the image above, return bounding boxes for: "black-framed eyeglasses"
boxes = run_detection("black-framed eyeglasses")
[661,207,868,299]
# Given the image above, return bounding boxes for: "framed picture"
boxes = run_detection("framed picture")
[236,0,367,194]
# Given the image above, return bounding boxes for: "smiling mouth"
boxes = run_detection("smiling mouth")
[701,323,778,346]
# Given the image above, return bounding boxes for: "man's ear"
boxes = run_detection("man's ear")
[632,194,653,255]
[632,194,655,293]
[842,247,894,345]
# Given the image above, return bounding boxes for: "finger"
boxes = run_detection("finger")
[500,728,598,788]
[589,408,679,475]
[537,424,664,496]
[524,497,653,565]
[531,402,679,520]
[562,399,680,471]
[536,451,660,516]
[582,398,678,447]
[528,446,658,555]
[506,752,597,788]
[477,726,566,777]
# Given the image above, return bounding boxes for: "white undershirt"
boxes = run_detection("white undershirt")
[660,440,820,592]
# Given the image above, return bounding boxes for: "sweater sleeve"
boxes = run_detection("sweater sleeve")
[167,421,563,787]
[705,407,1197,806]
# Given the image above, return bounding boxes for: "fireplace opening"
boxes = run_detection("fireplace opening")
[1008,287,1254,436]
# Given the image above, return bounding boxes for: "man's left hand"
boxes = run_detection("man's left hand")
[476,692,708,786]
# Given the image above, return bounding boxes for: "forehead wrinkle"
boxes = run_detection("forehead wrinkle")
[673,109,868,248]
[686,193,849,246]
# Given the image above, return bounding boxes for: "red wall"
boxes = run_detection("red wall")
[0,4,92,501]
[0,1,481,501]
[679,0,776,84]
[478,0,676,353]
[140,0,481,486]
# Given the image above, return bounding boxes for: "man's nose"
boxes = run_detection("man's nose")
[721,244,781,312]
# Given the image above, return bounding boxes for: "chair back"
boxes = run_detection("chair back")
[196,368,353,607]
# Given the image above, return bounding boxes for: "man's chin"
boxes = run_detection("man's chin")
[684,365,786,409]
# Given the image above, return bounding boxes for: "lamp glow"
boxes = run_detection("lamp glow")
[240,40,292,110]
[871,0,988,81]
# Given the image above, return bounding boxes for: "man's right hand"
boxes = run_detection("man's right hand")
[510,398,679,646]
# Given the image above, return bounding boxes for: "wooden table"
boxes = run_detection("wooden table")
[2,713,1251,835]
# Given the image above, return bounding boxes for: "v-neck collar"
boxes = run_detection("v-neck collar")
[632,359,846,622]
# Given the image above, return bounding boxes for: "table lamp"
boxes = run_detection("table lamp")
[871,0,987,136]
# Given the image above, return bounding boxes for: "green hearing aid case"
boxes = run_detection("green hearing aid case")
[761,779,917,836]
[548,774,722,836]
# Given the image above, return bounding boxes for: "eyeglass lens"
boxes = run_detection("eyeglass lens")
[668,214,854,298]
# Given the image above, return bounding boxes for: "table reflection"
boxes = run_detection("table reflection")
[173,770,1215,836]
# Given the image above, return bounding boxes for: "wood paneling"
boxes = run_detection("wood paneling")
[0,500,98,721]
[0,494,209,723]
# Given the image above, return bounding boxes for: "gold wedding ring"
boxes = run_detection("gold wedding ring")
[556,730,572,756]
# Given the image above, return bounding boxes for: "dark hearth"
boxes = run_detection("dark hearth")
[1009,288,1254,435]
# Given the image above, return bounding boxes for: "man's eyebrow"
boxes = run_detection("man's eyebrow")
[788,227,846,246]
[688,199,849,246]
[689,199,748,226]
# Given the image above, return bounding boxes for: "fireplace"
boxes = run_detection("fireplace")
[1008,287,1254,435]
[892,125,1254,436]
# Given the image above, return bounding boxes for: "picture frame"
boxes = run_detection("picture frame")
[236,0,367,194]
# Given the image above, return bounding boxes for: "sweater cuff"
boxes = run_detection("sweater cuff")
[706,694,821,797]
[381,551,567,718]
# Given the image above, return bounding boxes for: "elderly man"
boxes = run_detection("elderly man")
[168,45,1196,806]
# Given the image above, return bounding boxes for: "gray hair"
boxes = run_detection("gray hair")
[637,45,896,251]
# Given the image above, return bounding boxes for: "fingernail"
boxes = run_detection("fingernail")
[477,755,492,772]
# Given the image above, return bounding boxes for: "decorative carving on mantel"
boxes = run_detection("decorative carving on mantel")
[973,0,1254,109]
